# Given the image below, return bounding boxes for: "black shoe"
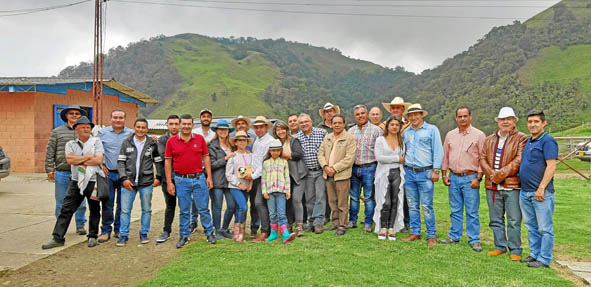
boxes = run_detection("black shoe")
[207,234,217,244]
[439,237,460,244]
[335,229,346,237]
[528,261,549,268]
[325,225,338,231]
[304,224,314,233]
[400,226,410,233]
[521,256,536,263]
[176,237,190,248]
[347,221,357,229]
[156,231,171,243]
[41,239,64,249]
[76,226,87,235]
[190,222,198,234]
[88,238,98,248]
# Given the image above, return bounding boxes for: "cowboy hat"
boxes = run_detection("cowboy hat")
[382,97,411,115]
[230,130,254,145]
[495,107,518,122]
[252,116,272,128]
[268,139,283,150]
[73,116,95,130]
[319,102,341,119]
[231,115,252,129]
[211,119,234,133]
[59,105,88,122]
[405,103,428,117]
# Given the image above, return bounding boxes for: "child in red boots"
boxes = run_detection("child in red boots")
[263,139,296,244]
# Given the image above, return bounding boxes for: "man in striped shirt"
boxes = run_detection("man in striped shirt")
[348,105,383,232]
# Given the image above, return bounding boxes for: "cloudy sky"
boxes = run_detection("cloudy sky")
[0,0,560,76]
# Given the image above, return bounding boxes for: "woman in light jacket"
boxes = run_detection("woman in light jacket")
[373,116,406,241]
[271,120,308,237]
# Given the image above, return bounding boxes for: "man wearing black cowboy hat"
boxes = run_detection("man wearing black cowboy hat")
[45,105,88,236]
[42,116,105,249]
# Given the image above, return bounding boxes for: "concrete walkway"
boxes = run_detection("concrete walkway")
[557,261,591,285]
[0,173,165,271]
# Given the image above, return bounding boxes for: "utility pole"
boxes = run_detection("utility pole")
[92,0,105,126]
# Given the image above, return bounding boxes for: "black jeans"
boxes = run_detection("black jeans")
[253,178,270,234]
[381,168,401,229]
[52,180,101,243]
[161,180,176,234]
[403,189,410,227]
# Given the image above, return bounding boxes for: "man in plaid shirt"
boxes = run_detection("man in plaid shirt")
[295,114,328,233]
[348,105,383,232]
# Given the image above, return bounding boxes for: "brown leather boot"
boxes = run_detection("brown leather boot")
[295,223,305,237]
[252,232,269,242]
[238,223,246,242]
[232,223,240,241]
[402,234,421,242]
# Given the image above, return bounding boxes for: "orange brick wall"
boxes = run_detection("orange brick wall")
[0,89,139,172]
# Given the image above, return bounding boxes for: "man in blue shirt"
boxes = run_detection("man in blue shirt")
[97,109,133,242]
[401,104,443,247]
[519,110,558,268]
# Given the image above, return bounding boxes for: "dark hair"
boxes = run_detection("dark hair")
[384,116,404,151]
[180,114,193,120]
[527,109,546,122]
[287,114,298,119]
[331,114,346,124]
[111,108,126,117]
[455,106,471,116]
[134,118,148,126]
[167,115,179,123]
[272,120,292,143]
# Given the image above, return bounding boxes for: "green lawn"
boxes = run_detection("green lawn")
[141,179,590,286]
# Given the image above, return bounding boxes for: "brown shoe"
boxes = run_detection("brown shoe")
[401,234,421,242]
[295,223,305,237]
[97,233,110,243]
[252,233,269,242]
[427,238,437,247]
[510,255,522,261]
[314,225,324,234]
[114,232,120,239]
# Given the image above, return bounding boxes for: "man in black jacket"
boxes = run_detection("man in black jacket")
[115,119,163,246]
[156,115,180,243]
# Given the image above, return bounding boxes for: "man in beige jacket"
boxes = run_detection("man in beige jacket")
[318,115,357,236]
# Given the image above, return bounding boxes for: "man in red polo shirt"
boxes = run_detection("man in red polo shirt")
[165,114,215,248]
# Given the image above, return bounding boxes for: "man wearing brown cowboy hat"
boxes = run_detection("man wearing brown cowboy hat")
[381,97,412,232]
[45,105,88,236]
[401,103,443,247]
[230,115,259,235]
[318,102,341,133]
[251,116,276,242]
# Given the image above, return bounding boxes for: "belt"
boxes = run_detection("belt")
[354,162,376,168]
[450,170,477,177]
[108,169,118,174]
[308,167,322,171]
[174,172,203,178]
[405,165,433,172]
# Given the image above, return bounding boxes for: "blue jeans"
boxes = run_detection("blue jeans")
[230,188,248,224]
[120,186,153,237]
[486,189,522,255]
[349,164,376,225]
[404,168,436,238]
[192,198,199,225]
[54,171,86,227]
[101,171,122,235]
[448,173,480,244]
[174,174,214,237]
[520,190,555,265]
[211,188,236,231]
[268,193,288,226]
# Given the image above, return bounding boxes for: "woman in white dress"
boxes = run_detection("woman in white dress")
[373,116,405,240]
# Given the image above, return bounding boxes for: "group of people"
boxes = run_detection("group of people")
[41,97,558,269]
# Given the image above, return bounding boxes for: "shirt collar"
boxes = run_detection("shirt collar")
[530,131,548,142]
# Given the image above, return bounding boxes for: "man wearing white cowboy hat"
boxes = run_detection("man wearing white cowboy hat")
[231,115,256,151]
[381,97,412,232]
[318,102,341,133]
[480,107,527,261]
[401,103,443,247]
[251,115,276,242]
[381,97,412,132]
[45,104,88,236]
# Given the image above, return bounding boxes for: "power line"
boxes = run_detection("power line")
[111,0,543,20]
[176,0,566,9]
[0,0,91,17]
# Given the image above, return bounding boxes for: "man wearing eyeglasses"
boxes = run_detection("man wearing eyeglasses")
[45,105,88,236]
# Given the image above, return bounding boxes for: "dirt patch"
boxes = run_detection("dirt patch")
[0,210,208,286]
